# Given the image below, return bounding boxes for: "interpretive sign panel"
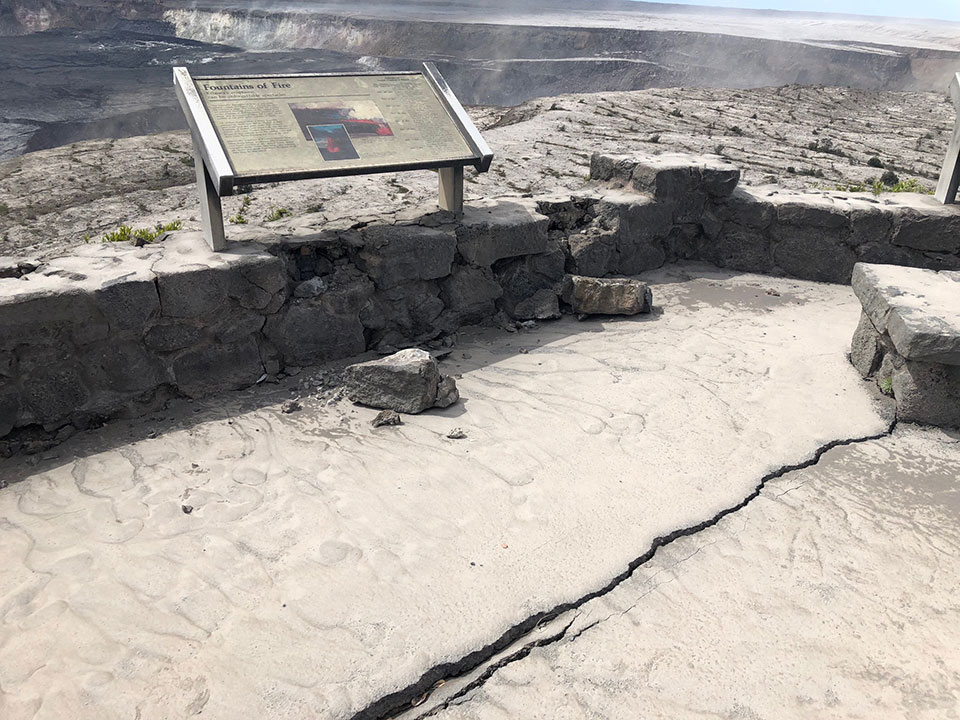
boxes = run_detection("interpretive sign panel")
[173,63,493,250]
[195,73,476,180]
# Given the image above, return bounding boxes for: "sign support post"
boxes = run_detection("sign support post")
[438,166,464,214]
[935,72,960,204]
[193,137,227,251]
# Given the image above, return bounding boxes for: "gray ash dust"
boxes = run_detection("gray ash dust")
[0,24,377,160]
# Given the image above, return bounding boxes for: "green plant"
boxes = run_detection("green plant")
[0,202,8,216]
[228,195,253,224]
[265,206,292,222]
[868,176,933,196]
[101,220,182,244]
[179,156,195,168]
[879,377,894,396]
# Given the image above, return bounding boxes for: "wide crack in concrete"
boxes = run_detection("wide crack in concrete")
[362,422,897,720]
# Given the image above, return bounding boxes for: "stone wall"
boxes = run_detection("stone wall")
[575,152,960,284]
[4,153,960,443]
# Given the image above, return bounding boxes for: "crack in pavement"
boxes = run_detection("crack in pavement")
[350,419,898,720]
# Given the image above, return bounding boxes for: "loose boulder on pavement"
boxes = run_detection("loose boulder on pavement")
[561,275,654,317]
[344,348,460,414]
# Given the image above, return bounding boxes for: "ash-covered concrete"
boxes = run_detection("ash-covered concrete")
[418,424,960,720]
[0,266,901,719]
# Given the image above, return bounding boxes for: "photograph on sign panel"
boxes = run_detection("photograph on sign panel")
[290,101,393,142]
[307,124,361,161]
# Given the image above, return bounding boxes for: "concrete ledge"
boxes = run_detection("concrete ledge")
[850,262,960,427]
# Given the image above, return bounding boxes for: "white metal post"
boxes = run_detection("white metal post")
[438,166,464,215]
[194,141,227,251]
[935,72,960,205]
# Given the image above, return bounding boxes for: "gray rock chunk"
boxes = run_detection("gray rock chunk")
[892,359,960,426]
[513,289,561,321]
[440,266,502,318]
[434,375,460,409]
[344,348,442,414]
[94,278,160,336]
[372,409,402,427]
[851,263,960,364]
[773,229,857,284]
[293,276,327,298]
[850,312,883,378]
[567,228,618,277]
[169,336,264,398]
[495,244,565,319]
[143,321,203,352]
[359,225,456,289]
[456,201,549,267]
[590,152,740,218]
[891,208,960,253]
[265,278,373,366]
[697,224,773,274]
[561,275,653,316]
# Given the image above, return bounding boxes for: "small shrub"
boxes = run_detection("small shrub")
[867,156,883,168]
[101,220,182,244]
[265,206,292,222]
[228,195,253,225]
[879,377,894,396]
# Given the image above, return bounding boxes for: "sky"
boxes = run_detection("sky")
[644,0,960,22]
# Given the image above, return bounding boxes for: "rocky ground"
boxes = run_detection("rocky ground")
[0,84,953,261]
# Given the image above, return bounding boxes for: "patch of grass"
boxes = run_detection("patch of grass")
[228,195,253,225]
[867,176,933,196]
[101,220,182,244]
[879,377,894,396]
[265,206,292,222]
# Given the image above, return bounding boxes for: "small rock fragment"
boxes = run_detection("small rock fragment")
[434,375,460,409]
[281,399,302,414]
[293,276,328,298]
[372,409,402,427]
[181,504,194,515]
[447,428,467,439]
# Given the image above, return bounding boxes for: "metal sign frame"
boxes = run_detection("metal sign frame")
[936,72,960,205]
[173,63,493,250]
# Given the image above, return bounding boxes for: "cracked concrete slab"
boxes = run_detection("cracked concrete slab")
[0,265,889,720]
[425,424,960,720]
